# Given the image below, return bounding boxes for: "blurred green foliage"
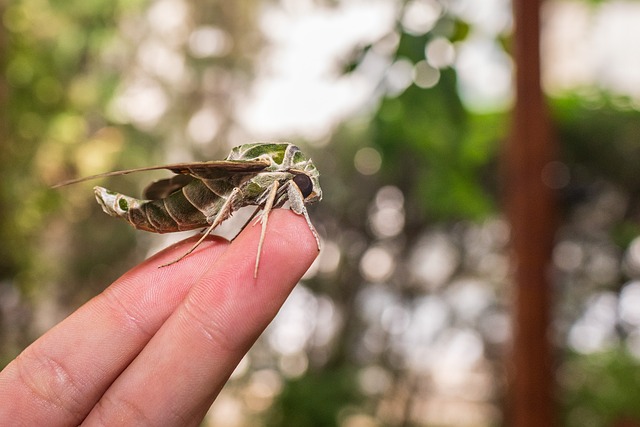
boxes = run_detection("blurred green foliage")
[562,348,640,427]
[554,95,640,192]
[1,0,147,361]
[372,70,501,220]
[265,367,363,427]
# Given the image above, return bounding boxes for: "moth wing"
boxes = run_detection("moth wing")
[174,159,271,180]
[143,174,195,199]
[52,159,271,188]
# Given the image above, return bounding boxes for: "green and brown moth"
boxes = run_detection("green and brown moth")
[55,142,322,277]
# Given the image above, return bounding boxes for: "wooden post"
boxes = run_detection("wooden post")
[506,0,556,426]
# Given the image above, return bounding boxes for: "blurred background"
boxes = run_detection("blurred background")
[3,0,640,425]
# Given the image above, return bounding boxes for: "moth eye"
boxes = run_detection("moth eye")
[293,174,313,198]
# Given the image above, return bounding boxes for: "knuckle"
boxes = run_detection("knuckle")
[100,286,155,340]
[92,392,155,426]
[179,297,240,354]
[15,346,87,423]
[92,387,191,426]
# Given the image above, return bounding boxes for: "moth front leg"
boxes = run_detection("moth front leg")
[287,182,321,251]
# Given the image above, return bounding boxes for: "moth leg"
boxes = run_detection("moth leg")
[230,205,263,242]
[232,181,290,242]
[254,180,280,278]
[159,221,220,268]
[287,182,321,250]
[160,187,241,267]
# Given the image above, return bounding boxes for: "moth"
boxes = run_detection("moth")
[54,142,322,277]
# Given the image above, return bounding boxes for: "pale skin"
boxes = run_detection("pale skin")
[0,210,318,426]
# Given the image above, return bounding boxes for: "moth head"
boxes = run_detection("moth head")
[291,170,322,203]
[282,145,322,204]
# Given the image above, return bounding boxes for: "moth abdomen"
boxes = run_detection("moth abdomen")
[94,186,209,233]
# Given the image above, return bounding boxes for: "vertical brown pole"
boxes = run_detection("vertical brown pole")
[506,0,556,426]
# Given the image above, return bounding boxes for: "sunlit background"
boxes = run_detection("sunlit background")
[3,0,640,426]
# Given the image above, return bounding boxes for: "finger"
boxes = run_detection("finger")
[0,236,229,426]
[84,209,319,425]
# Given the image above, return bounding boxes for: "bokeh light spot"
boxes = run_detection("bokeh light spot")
[425,37,455,69]
[619,281,640,326]
[370,186,405,238]
[401,0,442,35]
[360,246,395,282]
[413,60,440,89]
[386,58,413,96]
[541,160,570,189]
[187,107,220,145]
[553,240,584,272]
[189,26,233,58]
[354,147,382,175]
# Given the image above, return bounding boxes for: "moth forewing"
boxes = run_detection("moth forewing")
[55,142,322,277]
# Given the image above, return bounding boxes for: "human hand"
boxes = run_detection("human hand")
[0,210,318,426]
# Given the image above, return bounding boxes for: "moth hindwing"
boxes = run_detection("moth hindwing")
[55,142,322,277]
